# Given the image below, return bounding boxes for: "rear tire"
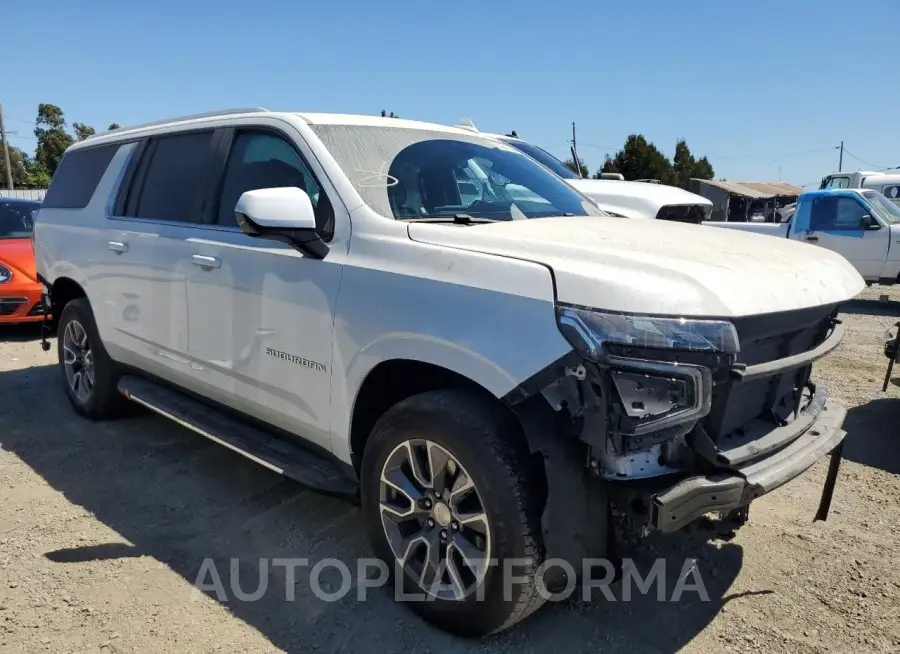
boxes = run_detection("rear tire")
[57,298,127,420]
[360,388,547,637]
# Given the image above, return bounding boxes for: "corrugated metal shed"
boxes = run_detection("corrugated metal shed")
[689,179,802,199]
[0,189,46,201]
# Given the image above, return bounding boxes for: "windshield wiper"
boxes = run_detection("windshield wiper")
[402,214,499,225]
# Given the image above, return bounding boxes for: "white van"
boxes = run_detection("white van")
[820,170,900,204]
[34,108,862,637]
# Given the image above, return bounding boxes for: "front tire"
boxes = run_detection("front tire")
[57,298,127,420]
[360,388,546,637]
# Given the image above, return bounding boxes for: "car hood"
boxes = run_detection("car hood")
[566,179,712,219]
[0,238,38,282]
[407,216,865,317]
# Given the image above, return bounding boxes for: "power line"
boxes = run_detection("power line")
[842,149,887,170]
[713,146,839,161]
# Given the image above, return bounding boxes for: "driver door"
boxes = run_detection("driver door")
[806,194,889,279]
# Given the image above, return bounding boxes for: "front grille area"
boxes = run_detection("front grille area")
[655,204,710,224]
[702,304,838,443]
[0,297,28,316]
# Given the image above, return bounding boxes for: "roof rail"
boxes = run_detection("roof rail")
[90,107,270,138]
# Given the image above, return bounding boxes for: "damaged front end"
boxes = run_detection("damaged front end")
[507,302,848,572]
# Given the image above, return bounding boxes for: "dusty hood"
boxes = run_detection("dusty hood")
[566,179,712,219]
[407,216,865,317]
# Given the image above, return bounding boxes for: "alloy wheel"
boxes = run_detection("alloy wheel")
[379,439,491,600]
[63,319,94,403]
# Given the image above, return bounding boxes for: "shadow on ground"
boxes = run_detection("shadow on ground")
[0,323,45,344]
[0,364,759,653]
[840,298,900,319]
[843,397,900,476]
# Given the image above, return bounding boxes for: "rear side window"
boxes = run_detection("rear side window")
[125,131,216,222]
[42,144,119,209]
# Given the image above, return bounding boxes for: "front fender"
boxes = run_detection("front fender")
[327,260,573,464]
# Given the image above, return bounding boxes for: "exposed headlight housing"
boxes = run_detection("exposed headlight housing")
[0,264,12,284]
[556,305,740,361]
[557,305,738,434]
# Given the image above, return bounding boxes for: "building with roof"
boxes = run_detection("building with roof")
[687,178,803,222]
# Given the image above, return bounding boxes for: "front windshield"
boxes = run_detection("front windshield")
[0,201,37,239]
[863,191,900,225]
[309,125,603,221]
[499,138,579,180]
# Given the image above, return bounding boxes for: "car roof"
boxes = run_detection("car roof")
[801,188,868,199]
[71,108,483,152]
[0,197,41,206]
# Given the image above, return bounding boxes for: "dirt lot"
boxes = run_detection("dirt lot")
[2,288,900,653]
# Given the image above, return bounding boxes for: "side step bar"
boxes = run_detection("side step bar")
[117,375,357,496]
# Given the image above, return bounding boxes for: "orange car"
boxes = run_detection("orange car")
[0,198,46,324]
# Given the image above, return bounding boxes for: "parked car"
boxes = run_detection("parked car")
[0,198,46,324]
[705,188,900,285]
[35,108,864,636]
[820,170,900,205]
[454,123,714,222]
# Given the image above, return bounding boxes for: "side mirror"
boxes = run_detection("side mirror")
[859,214,880,230]
[234,187,328,259]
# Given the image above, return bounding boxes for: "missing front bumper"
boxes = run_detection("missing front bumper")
[649,401,847,533]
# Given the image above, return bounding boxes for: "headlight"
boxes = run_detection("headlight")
[556,305,739,361]
[0,264,12,284]
[556,305,735,435]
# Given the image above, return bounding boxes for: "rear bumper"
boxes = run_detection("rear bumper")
[650,396,847,533]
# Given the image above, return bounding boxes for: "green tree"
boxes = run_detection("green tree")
[672,139,715,186]
[33,104,74,177]
[563,157,589,178]
[107,122,121,130]
[73,122,96,141]
[596,134,674,183]
[0,146,31,188]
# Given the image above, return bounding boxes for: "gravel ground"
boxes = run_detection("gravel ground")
[2,287,900,653]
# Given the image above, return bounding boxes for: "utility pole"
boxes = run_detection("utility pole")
[838,140,844,172]
[0,104,13,191]
[570,122,583,178]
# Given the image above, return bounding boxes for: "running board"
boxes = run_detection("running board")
[117,375,356,496]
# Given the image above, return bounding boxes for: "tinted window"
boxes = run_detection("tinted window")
[500,138,578,180]
[41,144,118,209]
[216,131,334,238]
[0,201,38,239]
[132,131,216,222]
[882,185,900,203]
[810,196,868,231]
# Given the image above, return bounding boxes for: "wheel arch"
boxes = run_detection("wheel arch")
[348,357,511,474]
[48,276,87,330]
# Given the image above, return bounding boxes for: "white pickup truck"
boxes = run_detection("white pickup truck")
[454,124,714,222]
[707,188,900,285]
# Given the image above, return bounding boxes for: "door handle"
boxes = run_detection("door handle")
[192,254,221,269]
[108,241,129,253]
[805,236,818,242]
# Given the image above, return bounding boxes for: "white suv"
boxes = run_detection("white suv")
[34,108,863,636]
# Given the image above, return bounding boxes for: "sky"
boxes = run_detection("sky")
[4,0,899,187]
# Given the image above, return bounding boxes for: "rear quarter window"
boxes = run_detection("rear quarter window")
[41,144,120,209]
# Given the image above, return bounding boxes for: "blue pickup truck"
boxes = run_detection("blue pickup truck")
[706,188,900,285]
